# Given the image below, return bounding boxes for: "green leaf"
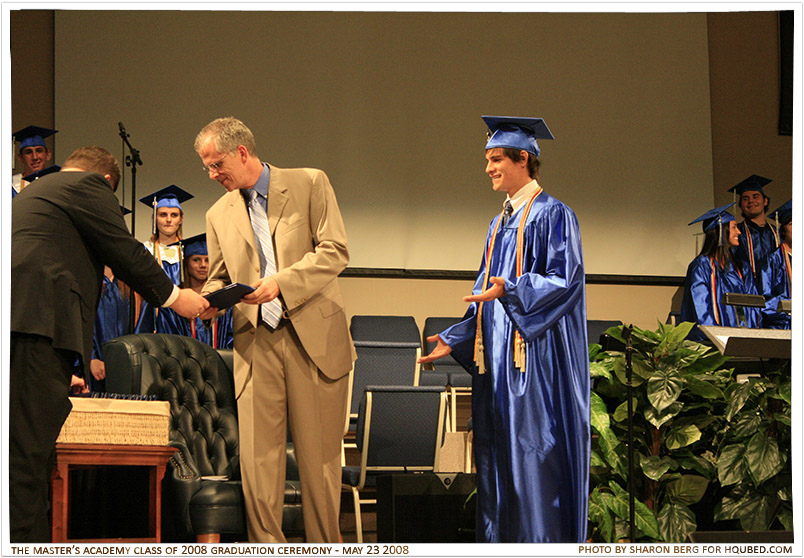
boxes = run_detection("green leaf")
[597,427,628,480]
[640,455,676,481]
[778,380,791,404]
[590,360,613,381]
[590,449,606,469]
[589,488,615,543]
[745,432,784,485]
[657,502,697,543]
[685,376,725,400]
[644,401,682,429]
[665,424,701,450]
[777,506,794,531]
[728,411,762,439]
[717,444,747,486]
[676,455,716,480]
[725,381,754,422]
[590,391,610,434]
[607,481,660,540]
[613,398,639,423]
[665,475,709,506]
[715,485,745,521]
[737,491,779,532]
[647,369,684,412]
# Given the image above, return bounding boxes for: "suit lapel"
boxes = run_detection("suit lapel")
[225,190,259,260]
[267,164,288,235]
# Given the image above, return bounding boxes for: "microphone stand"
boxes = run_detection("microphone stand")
[622,324,636,542]
[118,122,143,334]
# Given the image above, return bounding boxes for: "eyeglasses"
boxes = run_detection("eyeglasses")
[202,152,231,175]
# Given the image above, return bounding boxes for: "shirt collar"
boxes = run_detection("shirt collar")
[243,163,271,200]
[505,179,540,214]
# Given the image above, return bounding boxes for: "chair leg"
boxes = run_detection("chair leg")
[352,486,363,544]
[197,533,221,543]
[450,387,458,432]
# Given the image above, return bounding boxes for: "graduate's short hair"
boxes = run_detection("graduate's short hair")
[64,146,121,191]
[501,148,541,179]
[195,117,259,158]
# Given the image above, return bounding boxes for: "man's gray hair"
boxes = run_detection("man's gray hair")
[194,116,259,157]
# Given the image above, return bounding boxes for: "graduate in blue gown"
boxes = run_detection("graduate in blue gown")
[728,175,779,297]
[419,116,589,543]
[12,125,58,197]
[87,268,131,391]
[178,234,234,349]
[763,200,792,329]
[135,185,194,335]
[681,202,762,341]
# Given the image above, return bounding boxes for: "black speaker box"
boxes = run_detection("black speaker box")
[376,473,476,543]
[687,530,793,543]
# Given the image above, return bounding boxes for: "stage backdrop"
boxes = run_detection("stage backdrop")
[54,10,714,277]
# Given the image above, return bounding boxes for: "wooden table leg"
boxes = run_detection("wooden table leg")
[50,463,70,543]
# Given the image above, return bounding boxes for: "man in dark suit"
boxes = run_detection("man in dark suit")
[10,146,210,542]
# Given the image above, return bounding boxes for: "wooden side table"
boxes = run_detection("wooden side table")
[50,443,177,543]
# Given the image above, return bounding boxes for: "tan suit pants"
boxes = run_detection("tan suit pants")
[238,319,348,543]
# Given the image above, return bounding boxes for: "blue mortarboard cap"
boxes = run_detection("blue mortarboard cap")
[138,184,194,210]
[22,164,61,182]
[120,205,132,216]
[689,201,737,233]
[482,115,554,157]
[181,233,208,257]
[771,200,792,226]
[14,125,58,151]
[727,174,772,197]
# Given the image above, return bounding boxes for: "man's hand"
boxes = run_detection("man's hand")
[169,288,210,319]
[242,276,281,305]
[417,334,453,364]
[463,276,506,303]
[90,359,106,381]
[70,375,88,394]
[198,306,219,321]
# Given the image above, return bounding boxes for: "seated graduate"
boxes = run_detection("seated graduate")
[12,125,60,197]
[681,202,762,341]
[135,185,194,335]
[763,200,792,329]
[177,233,234,349]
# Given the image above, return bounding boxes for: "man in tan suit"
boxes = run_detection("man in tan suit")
[195,117,355,543]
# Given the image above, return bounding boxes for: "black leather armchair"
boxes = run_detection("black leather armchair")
[103,333,303,542]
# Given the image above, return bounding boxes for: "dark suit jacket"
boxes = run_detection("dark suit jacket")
[11,171,175,367]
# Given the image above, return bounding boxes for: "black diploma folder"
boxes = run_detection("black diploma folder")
[204,283,254,309]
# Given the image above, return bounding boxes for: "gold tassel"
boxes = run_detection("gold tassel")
[476,338,486,375]
[514,331,526,372]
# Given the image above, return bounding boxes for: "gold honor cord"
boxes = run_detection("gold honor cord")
[474,187,543,374]
[709,258,721,326]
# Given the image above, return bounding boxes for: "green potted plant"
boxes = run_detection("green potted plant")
[588,322,791,542]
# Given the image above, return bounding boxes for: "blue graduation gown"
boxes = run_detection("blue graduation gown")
[735,220,778,297]
[135,241,184,335]
[177,310,234,349]
[680,254,762,341]
[762,246,791,329]
[440,192,590,543]
[90,276,130,391]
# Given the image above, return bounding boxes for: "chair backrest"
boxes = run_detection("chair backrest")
[355,386,447,480]
[587,320,623,346]
[346,316,423,426]
[103,333,239,479]
[350,315,421,346]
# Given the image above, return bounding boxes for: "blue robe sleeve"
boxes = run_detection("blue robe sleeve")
[498,203,585,342]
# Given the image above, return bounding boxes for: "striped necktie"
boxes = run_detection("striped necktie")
[246,189,283,327]
[502,200,514,226]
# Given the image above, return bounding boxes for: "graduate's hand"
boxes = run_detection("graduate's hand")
[463,276,506,303]
[90,359,106,381]
[198,306,219,321]
[417,335,453,364]
[242,276,281,305]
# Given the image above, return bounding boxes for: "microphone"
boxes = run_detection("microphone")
[118,122,128,137]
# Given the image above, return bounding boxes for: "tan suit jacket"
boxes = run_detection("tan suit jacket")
[203,164,356,398]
